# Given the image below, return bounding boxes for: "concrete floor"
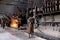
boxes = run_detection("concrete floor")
[0,26,46,40]
[0,24,60,40]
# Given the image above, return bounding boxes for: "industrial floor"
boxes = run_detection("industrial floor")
[0,24,60,40]
[0,25,46,40]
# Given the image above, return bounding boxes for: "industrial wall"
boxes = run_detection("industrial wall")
[0,5,17,14]
[39,15,60,22]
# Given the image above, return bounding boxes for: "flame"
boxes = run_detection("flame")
[11,18,18,28]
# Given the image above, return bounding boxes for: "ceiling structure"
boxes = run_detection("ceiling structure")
[0,0,44,11]
[0,0,55,16]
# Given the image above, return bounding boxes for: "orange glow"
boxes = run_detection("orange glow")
[10,18,18,28]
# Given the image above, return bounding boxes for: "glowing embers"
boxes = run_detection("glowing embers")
[10,17,18,28]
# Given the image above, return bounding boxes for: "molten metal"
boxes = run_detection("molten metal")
[10,18,18,28]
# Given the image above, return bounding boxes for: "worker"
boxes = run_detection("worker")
[27,17,34,38]
[18,18,21,30]
[2,18,6,29]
